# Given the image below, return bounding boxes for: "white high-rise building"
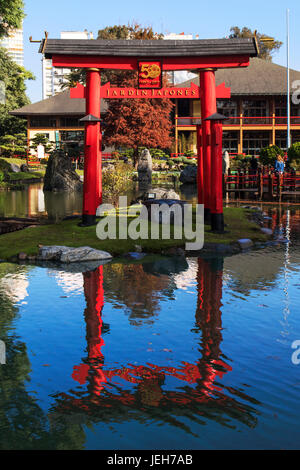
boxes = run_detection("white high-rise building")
[0,24,24,66]
[163,33,197,85]
[163,32,193,40]
[42,30,93,100]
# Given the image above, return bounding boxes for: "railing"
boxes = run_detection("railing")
[224,169,300,199]
[176,116,300,126]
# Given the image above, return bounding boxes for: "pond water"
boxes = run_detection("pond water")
[0,182,197,220]
[0,200,299,449]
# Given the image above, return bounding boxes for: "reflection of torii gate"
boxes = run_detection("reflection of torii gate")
[53,260,258,427]
[40,38,258,231]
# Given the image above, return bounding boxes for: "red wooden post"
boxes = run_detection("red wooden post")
[200,69,217,222]
[81,68,102,226]
[72,265,105,392]
[205,113,226,232]
[196,124,204,204]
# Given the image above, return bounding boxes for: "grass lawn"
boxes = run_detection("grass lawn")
[6,171,44,181]
[1,157,27,167]
[0,207,267,260]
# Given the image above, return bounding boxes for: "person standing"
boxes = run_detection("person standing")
[274,155,285,174]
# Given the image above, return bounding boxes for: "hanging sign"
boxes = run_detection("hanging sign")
[138,61,162,89]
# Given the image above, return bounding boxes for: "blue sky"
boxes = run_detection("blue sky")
[23,0,300,102]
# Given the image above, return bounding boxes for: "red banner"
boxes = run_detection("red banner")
[70,82,231,100]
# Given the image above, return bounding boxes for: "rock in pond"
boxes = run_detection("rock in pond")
[179,165,197,184]
[137,148,152,183]
[237,239,254,250]
[140,187,180,201]
[37,245,112,263]
[43,149,82,191]
[261,227,273,236]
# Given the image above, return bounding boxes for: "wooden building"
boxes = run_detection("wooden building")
[175,57,300,155]
[10,90,108,157]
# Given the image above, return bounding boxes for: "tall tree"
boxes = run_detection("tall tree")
[0,0,25,38]
[229,26,282,61]
[103,75,174,165]
[0,47,34,137]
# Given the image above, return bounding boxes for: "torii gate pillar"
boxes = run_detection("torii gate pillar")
[200,69,217,223]
[81,68,102,226]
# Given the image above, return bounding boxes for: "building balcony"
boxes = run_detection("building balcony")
[176,116,300,128]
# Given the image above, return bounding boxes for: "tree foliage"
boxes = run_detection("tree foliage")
[287,142,300,165]
[30,133,54,153]
[0,132,26,157]
[0,0,25,38]
[229,26,282,61]
[103,75,174,165]
[102,161,134,206]
[0,47,34,136]
[259,145,284,166]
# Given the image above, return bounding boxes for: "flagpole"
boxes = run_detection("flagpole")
[287,8,291,150]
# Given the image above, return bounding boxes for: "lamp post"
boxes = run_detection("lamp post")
[204,112,227,233]
[287,8,291,150]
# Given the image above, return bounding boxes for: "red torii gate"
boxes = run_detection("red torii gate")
[40,37,258,231]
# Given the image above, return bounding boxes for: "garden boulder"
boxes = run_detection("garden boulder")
[37,245,112,263]
[43,150,82,192]
[179,165,197,184]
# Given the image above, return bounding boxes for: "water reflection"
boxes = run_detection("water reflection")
[51,257,259,435]
[0,182,193,220]
[0,183,82,219]
[0,204,299,449]
[0,263,85,449]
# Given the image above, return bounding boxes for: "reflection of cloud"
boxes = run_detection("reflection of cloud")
[173,259,197,291]
[48,270,84,295]
[0,272,29,302]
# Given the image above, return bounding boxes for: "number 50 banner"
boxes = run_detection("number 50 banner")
[138,61,162,89]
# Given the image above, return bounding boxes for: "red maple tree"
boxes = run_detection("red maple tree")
[103,74,174,166]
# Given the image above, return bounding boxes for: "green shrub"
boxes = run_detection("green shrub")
[287,142,300,165]
[184,150,196,158]
[259,145,284,166]
[102,161,134,206]
[0,158,11,172]
[167,159,175,168]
